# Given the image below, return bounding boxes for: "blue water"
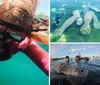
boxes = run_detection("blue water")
[51,57,100,85]
[50,0,100,42]
[0,44,48,85]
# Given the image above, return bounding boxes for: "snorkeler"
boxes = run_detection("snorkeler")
[65,56,70,63]
[53,13,65,25]
[75,55,81,63]
[83,57,89,63]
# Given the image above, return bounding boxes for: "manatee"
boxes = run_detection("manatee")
[90,11,100,29]
[82,4,89,15]
[51,63,89,85]
[88,4,100,12]
[76,17,83,26]
[80,11,92,35]
[54,10,80,37]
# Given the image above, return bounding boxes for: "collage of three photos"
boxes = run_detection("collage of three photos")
[0,0,100,85]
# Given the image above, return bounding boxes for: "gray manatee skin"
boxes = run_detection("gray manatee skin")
[50,63,89,85]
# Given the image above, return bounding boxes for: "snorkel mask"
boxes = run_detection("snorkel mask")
[0,19,48,42]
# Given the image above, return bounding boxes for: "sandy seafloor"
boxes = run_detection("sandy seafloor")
[50,0,100,42]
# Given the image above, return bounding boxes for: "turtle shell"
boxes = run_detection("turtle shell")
[0,0,38,32]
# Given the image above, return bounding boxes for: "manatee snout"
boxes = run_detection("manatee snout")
[56,63,89,77]
[73,66,89,77]
[68,66,89,85]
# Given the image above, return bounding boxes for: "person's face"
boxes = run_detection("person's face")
[75,57,80,63]
[66,58,69,63]
[84,58,88,62]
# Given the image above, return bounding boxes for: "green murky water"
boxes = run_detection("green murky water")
[50,0,100,42]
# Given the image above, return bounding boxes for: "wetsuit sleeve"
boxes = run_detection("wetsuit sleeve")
[23,41,49,76]
[10,37,49,76]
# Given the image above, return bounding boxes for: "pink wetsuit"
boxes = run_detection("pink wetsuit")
[10,37,49,76]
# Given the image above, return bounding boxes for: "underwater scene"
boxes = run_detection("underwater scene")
[50,0,100,42]
[0,0,49,85]
[50,44,100,85]
[0,45,48,85]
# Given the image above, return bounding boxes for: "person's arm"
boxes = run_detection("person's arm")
[23,41,49,76]
[10,37,49,76]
